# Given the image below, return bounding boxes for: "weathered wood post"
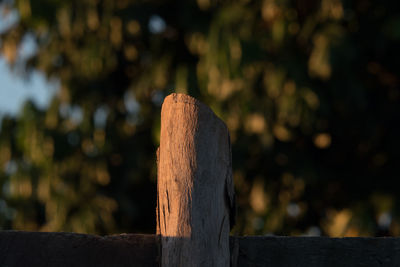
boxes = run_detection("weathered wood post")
[156,93,235,266]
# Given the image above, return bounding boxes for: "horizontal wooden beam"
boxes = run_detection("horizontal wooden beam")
[1,231,399,267]
[0,231,158,267]
[235,236,400,267]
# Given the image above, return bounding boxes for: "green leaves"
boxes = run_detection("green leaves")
[1,0,400,236]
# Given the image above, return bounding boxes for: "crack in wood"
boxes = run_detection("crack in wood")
[166,190,170,214]
[219,215,226,248]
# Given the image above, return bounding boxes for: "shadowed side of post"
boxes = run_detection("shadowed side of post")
[157,93,235,266]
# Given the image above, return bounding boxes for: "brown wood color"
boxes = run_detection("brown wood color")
[1,94,398,267]
[157,94,235,266]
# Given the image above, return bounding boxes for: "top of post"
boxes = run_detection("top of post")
[161,93,226,127]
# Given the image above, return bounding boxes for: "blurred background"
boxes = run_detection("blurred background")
[0,0,399,237]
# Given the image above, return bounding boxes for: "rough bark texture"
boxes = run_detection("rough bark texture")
[157,93,235,267]
[1,232,400,266]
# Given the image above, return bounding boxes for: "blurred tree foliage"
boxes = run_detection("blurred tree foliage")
[0,0,400,236]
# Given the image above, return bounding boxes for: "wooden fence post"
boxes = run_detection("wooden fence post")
[156,93,235,266]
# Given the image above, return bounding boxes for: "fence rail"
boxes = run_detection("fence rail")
[1,94,397,267]
[0,231,399,267]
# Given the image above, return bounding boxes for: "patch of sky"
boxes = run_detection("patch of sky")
[148,15,166,34]
[94,105,109,128]
[0,57,59,117]
[59,103,83,125]
[124,91,141,125]
[0,5,18,34]
[0,6,59,123]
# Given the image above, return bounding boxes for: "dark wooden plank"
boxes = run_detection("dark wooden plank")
[0,231,158,267]
[2,232,400,266]
[233,236,400,267]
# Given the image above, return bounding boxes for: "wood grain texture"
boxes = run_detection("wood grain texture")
[3,94,399,267]
[1,232,400,267]
[232,236,400,267]
[0,231,158,267]
[157,93,234,267]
